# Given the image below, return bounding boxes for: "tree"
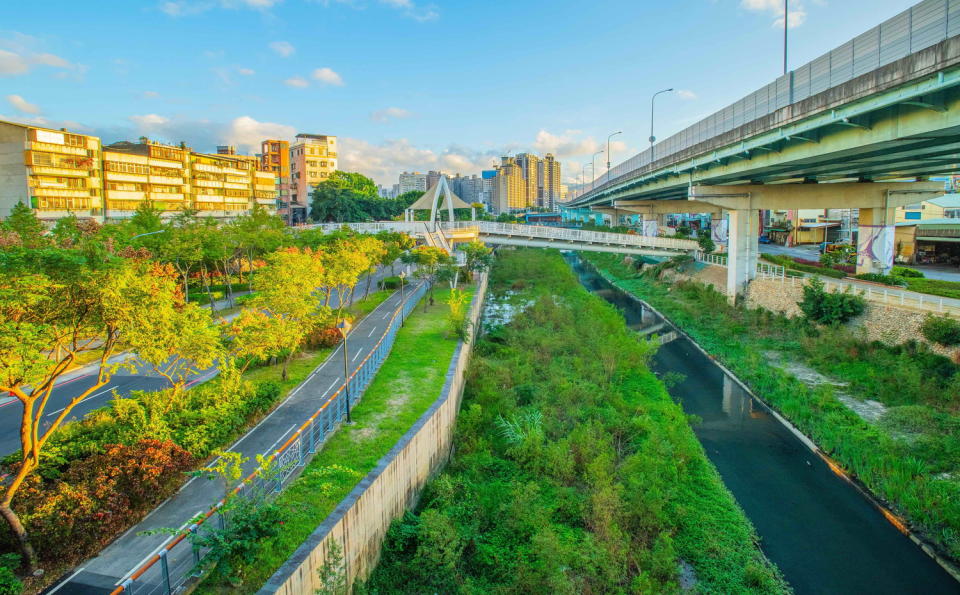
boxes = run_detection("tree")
[0,257,207,569]
[1,203,47,249]
[324,171,378,196]
[251,248,328,380]
[798,277,866,325]
[405,246,454,311]
[459,241,493,281]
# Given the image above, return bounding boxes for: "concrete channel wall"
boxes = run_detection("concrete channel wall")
[258,273,489,595]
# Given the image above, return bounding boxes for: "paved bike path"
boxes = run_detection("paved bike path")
[50,285,414,594]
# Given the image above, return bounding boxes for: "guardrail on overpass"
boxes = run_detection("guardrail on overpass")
[574,0,960,203]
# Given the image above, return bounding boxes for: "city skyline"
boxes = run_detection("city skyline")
[1,0,920,187]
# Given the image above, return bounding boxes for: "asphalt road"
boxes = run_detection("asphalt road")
[49,283,416,594]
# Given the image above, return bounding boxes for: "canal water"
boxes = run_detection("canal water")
[565,253,960,595]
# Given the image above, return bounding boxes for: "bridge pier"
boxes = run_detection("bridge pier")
[855,206,896,275]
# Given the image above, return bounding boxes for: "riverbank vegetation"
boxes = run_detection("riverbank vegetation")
[361,249,787,594]
[195,285,474,592]
[583,251,960,564]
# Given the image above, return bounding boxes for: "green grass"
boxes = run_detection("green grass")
[197,286,474,593]
[904,278,960,300]
[361,250,786,594]
[583,251,960,563]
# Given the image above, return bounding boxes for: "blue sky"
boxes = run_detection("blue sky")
[1,0,920,185]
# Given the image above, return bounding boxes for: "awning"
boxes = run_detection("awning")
[798,222,840,229]
[917,236,960,243]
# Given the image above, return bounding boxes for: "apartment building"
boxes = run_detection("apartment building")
[289,133,337,223]
[398,171,427,194]
[492,156,526,214]
[514,153,539,208]
[261,139,291,219]
[102,140,190,218]
[538,153,561,210]
[0,120,103,220]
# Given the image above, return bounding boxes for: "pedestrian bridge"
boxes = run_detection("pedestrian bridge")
[308,220,700,257]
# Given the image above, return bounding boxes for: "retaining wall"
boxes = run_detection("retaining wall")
[258,273,488,595]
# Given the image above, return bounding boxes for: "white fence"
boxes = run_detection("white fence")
[778,274,960,316]
[694,251,786,279]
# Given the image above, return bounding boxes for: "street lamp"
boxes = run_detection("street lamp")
[591,150,604,191]
[783,0,789,75]
[581,164,594,196]
[649,88,674,164]
[606,131,622,184]
[337,319,354,424]
[398,270,408,325]
[130,229,167,240]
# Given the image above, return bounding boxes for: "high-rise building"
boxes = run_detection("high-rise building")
[261,139,291,221]
[480,170,496,210]
[0,120,103,220]
[492,156,526,214]
[290,133,338,223]
[217,145,237,155]
[458,174,482,204]
[514,153,539,208]
[398,171,427,194]
[426,170,444,190]
[538,153,562,211]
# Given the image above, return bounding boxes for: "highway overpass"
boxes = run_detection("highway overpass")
[570,0,960,297]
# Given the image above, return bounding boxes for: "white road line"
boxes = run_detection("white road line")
[117,516,197,584]
[46,406,65,417]
[368,327,376,337]
[262,424,297,457]
[352,349,362,362]
[47,567,86,594]
[321,379,339,399]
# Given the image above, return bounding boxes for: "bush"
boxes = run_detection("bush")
[305,326,343,349]
[820,245,856,267]
[234,292,258,306]
[380,276,408,290]
[854,273,907,287]
[0,567,20,595]
[187,290,226,305]
[921,315,960,346]
[798,277,866,325]
[761,254,847,278]
[251,380,282,411]
[697,229,715,254]
[893,266,924,278]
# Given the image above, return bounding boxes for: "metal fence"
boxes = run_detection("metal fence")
[112,281,429,595]
[775,274,960,315]
[693,251,786,279]
[577,0,960,200]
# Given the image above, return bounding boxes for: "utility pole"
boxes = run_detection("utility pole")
[649,88,674,164]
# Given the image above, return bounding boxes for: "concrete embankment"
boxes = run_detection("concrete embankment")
[258,274,488,595]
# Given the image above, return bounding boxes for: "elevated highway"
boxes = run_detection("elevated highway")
[569,0,960,297]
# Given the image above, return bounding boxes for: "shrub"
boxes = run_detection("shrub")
[819,245,856,267]
[187,290,226,305]
[675,225,692,238]
[854,273,907,287]
[798,277,866,325]
[234,292,258,305]
[892,266,924,278]
[306,326,343,349]
[0,567,20,595]
[921,315,960,347]
[252,380,282,411]
[696,229,715,254]
[380,276,408,290]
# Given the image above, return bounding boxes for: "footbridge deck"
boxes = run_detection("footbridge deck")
[309,221,700,257]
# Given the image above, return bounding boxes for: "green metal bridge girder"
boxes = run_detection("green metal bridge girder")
[580,65,960,207]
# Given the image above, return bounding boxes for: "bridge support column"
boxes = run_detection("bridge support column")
[726,209,758,300]
[856,207,896,275]
[640,215,658,237]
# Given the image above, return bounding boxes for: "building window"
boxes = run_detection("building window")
[105,161,150,175]
[904,211,922,220]
[36,196,92,210]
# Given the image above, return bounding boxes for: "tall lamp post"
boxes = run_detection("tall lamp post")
[337,319,353,423]
[783,0,789,75]
[591,150,604,191]
[606,131,622,184]
[649,88,674,164]
[581,164,593,197]
[398,269,408,325]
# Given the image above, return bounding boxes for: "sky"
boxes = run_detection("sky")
[0,0,922,187]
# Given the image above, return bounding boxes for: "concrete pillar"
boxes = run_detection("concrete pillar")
[726,209,757,300]
[747,209,760,280]
[856,206,896,274]
[711,214,728,250]
[640,215,658,237]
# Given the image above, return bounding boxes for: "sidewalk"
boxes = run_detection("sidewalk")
[49,284,416,594]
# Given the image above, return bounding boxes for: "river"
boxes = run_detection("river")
[566,253,960,595]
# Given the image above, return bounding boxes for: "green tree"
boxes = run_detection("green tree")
[1,202,47,249]
[459,241,493,281]
[798,277,866,325]
[406,246,454,311]
[0,258,208,569]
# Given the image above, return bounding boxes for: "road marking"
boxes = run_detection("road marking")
[45,406,65,417]
[116,516,197,585]
[352,349,362,362]
[47,567,86,594]
[368,327,376,337]
[321,379,338,398]
[262,424,297,458]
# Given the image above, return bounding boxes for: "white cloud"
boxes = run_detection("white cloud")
[129,114,170,128]
[311,67,344,86]
[142,90,161,98]
[238,67,255,75]
[269,41,295,57]
[378,0,438,21]
[6,94,40,114]
[677,89,697,100]
[0,50,28,76]
[370,107,412,122]
[225,115,295,149]
[741,0,806,28]
[160,0,282,16]
[284,76,309,88]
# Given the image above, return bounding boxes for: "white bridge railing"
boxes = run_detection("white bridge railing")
[694,251,786,279]
[308,221,699,253]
